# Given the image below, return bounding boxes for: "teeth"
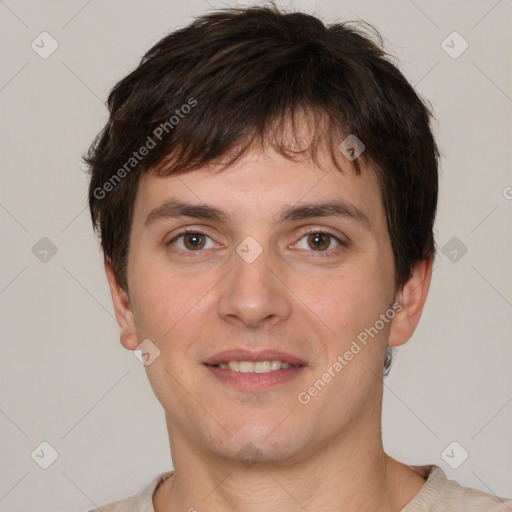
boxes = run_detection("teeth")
[228,361,239,371]
[216,360,295,373]
[239,361,253,373]
[254,361,271,373]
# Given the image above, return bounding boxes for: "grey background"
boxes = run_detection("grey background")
[0,0,511,510]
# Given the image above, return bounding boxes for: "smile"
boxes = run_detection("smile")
[212,360,296,373]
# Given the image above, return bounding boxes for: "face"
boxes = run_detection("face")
[109,146,421,466]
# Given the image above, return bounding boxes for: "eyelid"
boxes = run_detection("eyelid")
[291,228,348,256]
[167,228,221,251]
[295,226,347,241]
[167,227,349,256]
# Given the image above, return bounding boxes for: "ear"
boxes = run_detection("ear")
[104,259,139,351]
[388,255,433,347]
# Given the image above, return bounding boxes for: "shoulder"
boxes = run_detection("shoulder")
[87,497,131,512]
[87,500,122,512]
[403,465,512,511]
[86,470,174,512]
[440,476,512,511]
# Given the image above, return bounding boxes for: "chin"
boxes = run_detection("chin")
[206,420,305,464]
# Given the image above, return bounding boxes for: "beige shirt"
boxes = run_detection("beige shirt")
[89,465,512,511]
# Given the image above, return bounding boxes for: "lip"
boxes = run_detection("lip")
[205,364,305,391]
[202,349,307,367]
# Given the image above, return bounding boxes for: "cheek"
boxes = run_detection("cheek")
[299,268,377,333]
[129,262,194,339]
[129,260,227,358]
[299,266,393,364]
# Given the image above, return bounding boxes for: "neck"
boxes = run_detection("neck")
[154,413,425,512]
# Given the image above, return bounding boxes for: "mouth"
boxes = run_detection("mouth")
[207,360,300,373]
[203,349,306,391]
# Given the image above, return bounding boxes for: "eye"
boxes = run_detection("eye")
[293,230,346,255]
[168,230,216,251]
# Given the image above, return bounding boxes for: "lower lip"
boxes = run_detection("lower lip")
[204,364,305,391]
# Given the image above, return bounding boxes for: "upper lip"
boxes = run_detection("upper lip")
[203,349,307,366]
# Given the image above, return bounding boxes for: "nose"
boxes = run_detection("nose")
[217,241,293,329]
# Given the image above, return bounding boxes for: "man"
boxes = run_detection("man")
[85,4,511,511]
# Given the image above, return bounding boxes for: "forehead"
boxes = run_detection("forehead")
[133,147,384,230]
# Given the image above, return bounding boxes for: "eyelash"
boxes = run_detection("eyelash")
[167,228,348,258]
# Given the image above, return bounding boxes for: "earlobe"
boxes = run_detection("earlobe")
[104,259,139,351]
[388,255,433,348]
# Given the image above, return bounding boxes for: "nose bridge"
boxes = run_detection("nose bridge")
[217,236,292,328]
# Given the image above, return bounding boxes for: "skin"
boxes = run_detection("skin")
[106,143,433,512]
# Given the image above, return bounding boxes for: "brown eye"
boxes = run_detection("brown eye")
[307,232,331,251]
[169,231,214,251]
[183,232,206,250]
[293,230,346,257]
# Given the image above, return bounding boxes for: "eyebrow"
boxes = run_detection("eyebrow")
[144,198,371,229]
[277,200,370,228]
[145,199,227,226]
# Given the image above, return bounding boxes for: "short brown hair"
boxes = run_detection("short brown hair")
[85,4,439,372]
